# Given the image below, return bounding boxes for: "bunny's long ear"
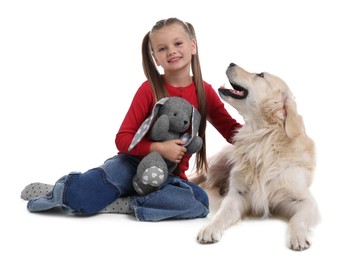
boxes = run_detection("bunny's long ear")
[182,106,201,146]
[128,97,169,151]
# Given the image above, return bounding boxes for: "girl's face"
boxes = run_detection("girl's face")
[150,24,196,73]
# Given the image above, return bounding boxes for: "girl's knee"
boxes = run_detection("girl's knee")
[63,168,119,214]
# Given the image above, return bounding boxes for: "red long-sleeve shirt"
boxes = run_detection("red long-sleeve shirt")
[115,80,241,180]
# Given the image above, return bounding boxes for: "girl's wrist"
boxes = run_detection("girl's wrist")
[150,142,162,153]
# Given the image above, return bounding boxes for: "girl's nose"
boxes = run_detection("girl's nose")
[167,46,176,55]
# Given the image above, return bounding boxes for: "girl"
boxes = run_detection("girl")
[21,17,241,221]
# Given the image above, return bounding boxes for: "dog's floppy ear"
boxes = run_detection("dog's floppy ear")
[283,96,305,139]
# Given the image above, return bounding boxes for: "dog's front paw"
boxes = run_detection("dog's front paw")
[197,224,223,244]
[289,230,311,251]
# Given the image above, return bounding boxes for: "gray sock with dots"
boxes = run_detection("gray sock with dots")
[21,182,132,214]
[21,183,54,201]
[99,197,132,214]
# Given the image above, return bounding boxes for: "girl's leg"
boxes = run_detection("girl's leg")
[26,154,140,215]
[27,168,118,214]
[21,182,132,214]
[131,175,209,221]
[23,154,209,220]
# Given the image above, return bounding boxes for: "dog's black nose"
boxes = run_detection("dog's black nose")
[229,63,236,67]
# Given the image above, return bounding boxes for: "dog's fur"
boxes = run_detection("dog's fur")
[192,63,319,251]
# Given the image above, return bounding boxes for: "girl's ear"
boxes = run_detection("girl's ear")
[191,39,197,55]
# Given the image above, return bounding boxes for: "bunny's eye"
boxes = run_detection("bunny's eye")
[173,113,177,116]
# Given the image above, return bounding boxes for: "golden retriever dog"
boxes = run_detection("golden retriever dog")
[192,63,319,251]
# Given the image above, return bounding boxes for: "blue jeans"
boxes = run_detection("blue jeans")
[27,154,209,221]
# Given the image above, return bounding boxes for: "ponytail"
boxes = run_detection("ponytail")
[186,22,208,173]
[141,32,167,101]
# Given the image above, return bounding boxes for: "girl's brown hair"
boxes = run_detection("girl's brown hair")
[141,17,208,173]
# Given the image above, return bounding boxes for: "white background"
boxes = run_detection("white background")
[1,0,346,259]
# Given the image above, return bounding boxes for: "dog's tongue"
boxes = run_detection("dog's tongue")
[220,84,244,96]
[230,89,244,96]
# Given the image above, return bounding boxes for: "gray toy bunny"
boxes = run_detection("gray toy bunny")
[128,97,202,195]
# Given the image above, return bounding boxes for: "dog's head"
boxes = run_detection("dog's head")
[219,63,305,138]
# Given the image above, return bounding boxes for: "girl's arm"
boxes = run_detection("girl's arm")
[115,82,155,156]
[115,81,187,162]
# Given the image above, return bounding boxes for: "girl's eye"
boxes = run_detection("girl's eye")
[175,42,183,46]
[158,47,165,52]
[257,72,264,78]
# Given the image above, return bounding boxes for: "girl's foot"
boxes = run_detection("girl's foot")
[21,182,54,200]
[99,197,132,214]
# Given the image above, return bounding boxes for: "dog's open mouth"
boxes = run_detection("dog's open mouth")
[218,81,248,100]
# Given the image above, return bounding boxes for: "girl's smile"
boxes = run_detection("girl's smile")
[168,56,182,63]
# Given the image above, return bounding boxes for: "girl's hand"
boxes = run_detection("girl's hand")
[150,139,187,163]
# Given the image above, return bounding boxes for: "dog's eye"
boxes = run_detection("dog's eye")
[257,72,265,78]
